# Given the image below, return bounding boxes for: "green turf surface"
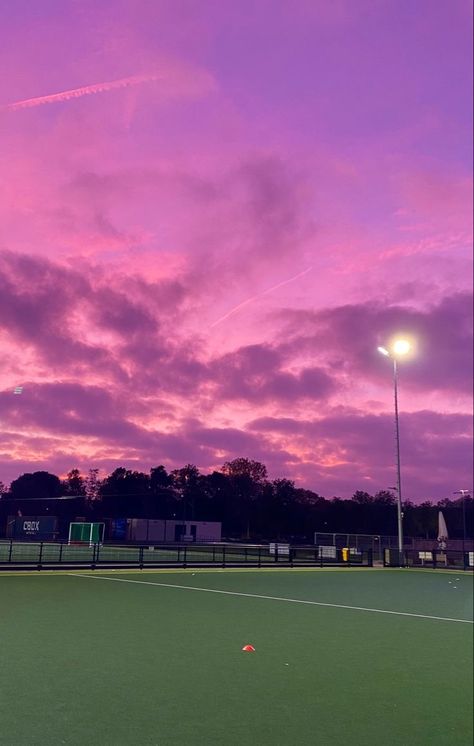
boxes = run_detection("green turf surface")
[1,568,472,745]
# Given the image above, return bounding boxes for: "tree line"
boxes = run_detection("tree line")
[0,458,472,541]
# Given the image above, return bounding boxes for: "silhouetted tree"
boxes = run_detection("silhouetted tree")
[222,458,268,538]
[149,465,174,518]
[200,471,234,529]
[62,469,86,496]
[85,469,101,502]
[3,461,471,543]
[170,465,202,522]
[98,468,150,517]
[10,471,62,500]
[373,490,396,505]
[352,491,373,504]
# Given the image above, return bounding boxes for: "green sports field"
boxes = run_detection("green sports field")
[1,568,472,746]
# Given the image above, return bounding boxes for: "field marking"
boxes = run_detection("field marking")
[68,573,473,624]
[0,566,379,578]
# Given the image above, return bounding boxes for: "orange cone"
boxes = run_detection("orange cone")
[242,644,255,652]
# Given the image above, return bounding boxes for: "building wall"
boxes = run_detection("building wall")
[126,518,221,543]
[163,520,221,542]
[6,515,58,541]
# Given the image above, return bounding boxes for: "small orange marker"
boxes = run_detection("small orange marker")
[242,644,255,652]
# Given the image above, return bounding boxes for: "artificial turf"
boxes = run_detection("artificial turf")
[1,568,472,746]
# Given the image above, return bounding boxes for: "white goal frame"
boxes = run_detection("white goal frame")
[68,522,105,546]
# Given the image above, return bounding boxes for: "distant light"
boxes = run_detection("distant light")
[392,339,411,356]
[377,346,389,356]
[13,386,23,394]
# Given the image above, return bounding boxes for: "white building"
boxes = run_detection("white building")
[125,518,221,543]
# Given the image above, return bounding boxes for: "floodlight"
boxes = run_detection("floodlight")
[392,339,411,356]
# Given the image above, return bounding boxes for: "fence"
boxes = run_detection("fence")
[383,548,473,570]
[314,532,474,562]
[0,541,373,571]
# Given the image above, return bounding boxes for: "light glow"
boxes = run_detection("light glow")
[392,339,411,356]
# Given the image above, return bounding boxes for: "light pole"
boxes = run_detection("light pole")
[378,339,411,565]
[454,490,470,554]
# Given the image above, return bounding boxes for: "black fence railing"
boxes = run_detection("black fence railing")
[0,541,373,571]
[383,548,473,570]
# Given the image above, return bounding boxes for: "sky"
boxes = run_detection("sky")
[0,0,472,501]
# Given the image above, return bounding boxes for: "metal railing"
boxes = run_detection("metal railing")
[314,533,474,562]
[383,548,473,570]
[0,541,373,571]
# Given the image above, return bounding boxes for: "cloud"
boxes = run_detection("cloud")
[1,250,470,504]
[279,292,473,395]
[247,409,473,500]
[209,344,335,404]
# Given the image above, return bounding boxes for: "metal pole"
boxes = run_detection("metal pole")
[462,494,466,555]
[454,490,470,557]
[393,359,404,564]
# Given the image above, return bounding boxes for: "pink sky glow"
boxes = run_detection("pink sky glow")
[0,0,472,500]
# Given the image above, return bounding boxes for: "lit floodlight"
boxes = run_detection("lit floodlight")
[377,336,415,566]
[392,339,411,356]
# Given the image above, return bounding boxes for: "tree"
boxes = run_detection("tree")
[63,469,86,496]
[404,501,436,538]
[10,471,62,500]
[200,471,234,527]
[261,479,297,539]
[98,468,150,517]
[170,465,202,522]
[352,491,374,505]
[222,458,268,483]
[150,465,171,491]
[221,459,268,538]
[149,466,174,518]
[373,490,396,505]
[85,469,101,502]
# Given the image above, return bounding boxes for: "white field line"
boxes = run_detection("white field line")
[68,574,473,625]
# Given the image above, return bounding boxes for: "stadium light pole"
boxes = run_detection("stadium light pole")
[454,490,470,554]
[378,339,411,565]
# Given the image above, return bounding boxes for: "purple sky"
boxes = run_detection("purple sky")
[0,0,472,501]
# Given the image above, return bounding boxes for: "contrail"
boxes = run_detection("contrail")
[2,74,160,112]
[210,266,313,328]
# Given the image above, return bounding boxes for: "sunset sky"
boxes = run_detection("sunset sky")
[0,0,472,501]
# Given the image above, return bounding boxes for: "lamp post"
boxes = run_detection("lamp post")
[454,490,470,555]
[378,340,411,565]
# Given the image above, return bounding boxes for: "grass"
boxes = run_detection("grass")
[1,568,472,746]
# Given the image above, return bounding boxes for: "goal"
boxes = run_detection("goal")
[68,522,105,546]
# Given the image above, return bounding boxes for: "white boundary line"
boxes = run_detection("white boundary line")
[68,573,473,624]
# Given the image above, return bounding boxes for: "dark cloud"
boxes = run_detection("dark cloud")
[279,292,473,394]
[210,343,335,403]
[0,250,178,381]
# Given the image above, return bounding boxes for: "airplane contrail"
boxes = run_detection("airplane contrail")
[2,74,160,112]
[210,266,313,328]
